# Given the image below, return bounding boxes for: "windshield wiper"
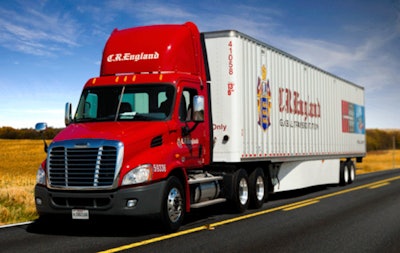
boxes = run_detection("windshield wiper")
[114,86,126,121]
[75,115,116,123]
[119,112,154,121]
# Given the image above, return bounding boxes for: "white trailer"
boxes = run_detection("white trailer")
[205,30,365,191]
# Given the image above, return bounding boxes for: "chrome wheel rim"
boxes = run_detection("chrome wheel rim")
[238,178,249,205]
[167,187,183,222]
[255,176,265,201]
[344,166,349,183]
[350,165,355,181]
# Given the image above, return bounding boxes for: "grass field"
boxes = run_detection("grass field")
[0,139,46,225]
[0,139,399,226]
[357,150,400,174]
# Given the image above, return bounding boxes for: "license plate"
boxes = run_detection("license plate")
[72,209,89,220]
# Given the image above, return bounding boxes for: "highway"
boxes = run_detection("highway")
[1,169,400,253]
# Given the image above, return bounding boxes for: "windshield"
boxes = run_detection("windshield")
[74,84,175,123]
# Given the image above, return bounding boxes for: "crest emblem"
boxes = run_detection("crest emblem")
[257,65,271,131]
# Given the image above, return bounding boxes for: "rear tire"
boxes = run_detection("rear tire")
[339,161,349,186]
[249,168,267,209]
[160,176,185,233]
[230,169,249,213]
[347,161,356,184]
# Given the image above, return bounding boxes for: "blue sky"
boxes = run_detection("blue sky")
[0,0,399,129]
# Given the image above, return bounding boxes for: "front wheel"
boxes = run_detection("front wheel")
[160,176,185,232]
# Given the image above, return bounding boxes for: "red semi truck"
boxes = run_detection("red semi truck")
[35,22,366,231]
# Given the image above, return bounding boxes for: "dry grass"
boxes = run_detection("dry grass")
[0,139,46,225]
[357,150,400,174]
[0,139,399,226]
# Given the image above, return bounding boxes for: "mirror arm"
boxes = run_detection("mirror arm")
[41,133,48,153]
[35,122,48,153]
[182,122,200,136]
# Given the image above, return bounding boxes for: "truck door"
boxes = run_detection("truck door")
[177,87,205,167]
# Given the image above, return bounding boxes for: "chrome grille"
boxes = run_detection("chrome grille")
[47,140,122,189]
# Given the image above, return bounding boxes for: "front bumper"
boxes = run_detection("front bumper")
[34,180,166,218]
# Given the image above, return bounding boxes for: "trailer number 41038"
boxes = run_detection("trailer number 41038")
[228,40,233,75]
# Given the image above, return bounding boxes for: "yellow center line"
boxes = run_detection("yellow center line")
[100,226,207,253]
[311,175,400,201]
[368,182,390,189]
[98,174,400,253]
[282,200,320,211]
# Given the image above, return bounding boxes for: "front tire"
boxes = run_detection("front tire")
[160,176,185,232]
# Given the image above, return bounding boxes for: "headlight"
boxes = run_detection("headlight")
[121,164,153,186]
[36,166,46,185]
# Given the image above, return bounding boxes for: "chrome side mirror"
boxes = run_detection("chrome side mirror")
[193,95,204,122]
[65,102,72,126]
[35,122,48,132]
[35,122,48,153]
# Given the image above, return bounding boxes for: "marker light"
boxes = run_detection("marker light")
[36,166,46,186]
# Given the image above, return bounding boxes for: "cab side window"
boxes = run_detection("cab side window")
[179,88,197,122]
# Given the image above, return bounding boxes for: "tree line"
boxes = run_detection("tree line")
[0,126,399,152]
[0,126,63,140]
[366,129,400,151]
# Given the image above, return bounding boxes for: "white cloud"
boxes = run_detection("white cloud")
[1,108,62,114]
[105,0,195,25]
[0,4,81,56]
[0,108,64,129]
[273,24,400,94]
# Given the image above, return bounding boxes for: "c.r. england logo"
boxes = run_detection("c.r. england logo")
[257,65,271,131]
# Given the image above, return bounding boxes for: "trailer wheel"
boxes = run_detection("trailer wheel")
[160,176,185,232]
[231,169,250,213]
[249,168,267,209]
[339,162,349,186]
[347,161,356,184]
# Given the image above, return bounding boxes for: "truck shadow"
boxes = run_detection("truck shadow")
[184,185,333,228]
[269,185,331,201]
[26,215,166,237]
[26,185,332,237]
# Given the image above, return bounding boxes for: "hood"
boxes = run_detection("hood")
[53,121,169,145]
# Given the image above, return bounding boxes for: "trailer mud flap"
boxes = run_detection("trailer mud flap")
[222,173,234,200]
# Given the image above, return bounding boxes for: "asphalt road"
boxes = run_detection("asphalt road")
[1,169,400,253]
